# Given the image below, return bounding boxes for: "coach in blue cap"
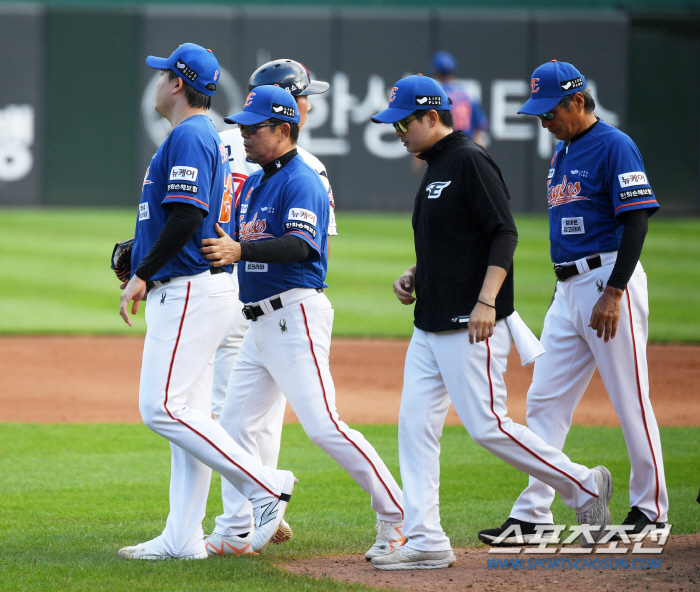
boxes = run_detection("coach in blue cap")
[479,60,668,548]
[370,74,613,570]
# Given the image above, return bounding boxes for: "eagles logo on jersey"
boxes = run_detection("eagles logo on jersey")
[425,181,452,199]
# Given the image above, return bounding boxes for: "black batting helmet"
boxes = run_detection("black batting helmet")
[248,59,329,96]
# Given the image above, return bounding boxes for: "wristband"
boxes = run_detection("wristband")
[478,299,496,309]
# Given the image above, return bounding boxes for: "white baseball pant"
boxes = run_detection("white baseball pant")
[510,258,668,525]
[138,271,291,557]
[399,320,600,552]
[214,288,404,536]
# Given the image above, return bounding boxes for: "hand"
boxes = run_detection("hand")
[393,268,416,304]
[468,300,496,344]
[200,223,241,266]
[589,285,623,342]
[120,275,147,327]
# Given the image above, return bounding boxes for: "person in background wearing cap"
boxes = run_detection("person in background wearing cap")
[430,50,488,147]
[118,44,297,560]
[200,60,339,552]
[478,60,668,547]
[369,74,613,570]
[198,84,405,559]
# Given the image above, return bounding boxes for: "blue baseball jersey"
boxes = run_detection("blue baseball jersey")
[132,114,234,281]
[441,80,488,141]
[546,120,659,264]
[234,155,329,304]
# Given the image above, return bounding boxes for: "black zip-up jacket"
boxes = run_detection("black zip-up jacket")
[412,131,517,332]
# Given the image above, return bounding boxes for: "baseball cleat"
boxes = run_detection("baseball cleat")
[118,535,207,560]
[364,519,406,560]
[251,470,298,552]
[204,531,256,556]
[270,519,293,545]
[478,517,554,546]
[576,465,613,548]
[371,546,456,570]
[609,506,667,541]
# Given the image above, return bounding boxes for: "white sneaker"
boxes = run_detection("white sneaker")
[252,470,298,552]
[118,536,207,560]
[371,546,456,570]
[204,532,256,556]
[576,465,613,548]
[271,519,293,545]
[364,520,406,560]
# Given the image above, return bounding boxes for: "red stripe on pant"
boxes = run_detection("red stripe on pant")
[625,288,661,521]
[300,302,404,519]
[485,337,598,499]
[162,281,277,498]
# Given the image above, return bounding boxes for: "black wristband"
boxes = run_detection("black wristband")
[478,299,496,309]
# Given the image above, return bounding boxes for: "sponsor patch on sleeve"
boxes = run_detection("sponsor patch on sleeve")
[288,208,317,226]
[619,187,653,201]
[561,217,585,235]
[285,221,317,238]
[245,262,268,273]
[170,166,199,182]
[167,182,198,194]
[139,202,150,221]
[618,171,648,188]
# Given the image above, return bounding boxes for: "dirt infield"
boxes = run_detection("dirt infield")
[0,336,698,425]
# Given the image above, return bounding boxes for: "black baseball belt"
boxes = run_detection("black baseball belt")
[146,267,225,292]
[242,288,324,321]
[553,254,602,282]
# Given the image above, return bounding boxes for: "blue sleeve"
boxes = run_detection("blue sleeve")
[162,125,215,214]
[282,171,328,259]
[607,133,659,218]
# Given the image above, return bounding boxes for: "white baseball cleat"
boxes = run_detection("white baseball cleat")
[371,545,456,570]
[576,465,613,548]
[270,519,293,545]
[364,520,406,560]
[252,470,298,552]
[118,536,207,560]
[204,532,256,556]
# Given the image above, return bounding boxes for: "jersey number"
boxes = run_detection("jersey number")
[218,174,233,223]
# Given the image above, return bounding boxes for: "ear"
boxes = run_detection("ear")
[171,75,184,95]
[428,109,440,128]
[278,122,291,142]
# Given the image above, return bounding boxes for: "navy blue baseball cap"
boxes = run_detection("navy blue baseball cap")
[518,60,587,116]
[224,85,300,125]
[371,75,450,124]
[146,43,221,97]
[430,51,457,76]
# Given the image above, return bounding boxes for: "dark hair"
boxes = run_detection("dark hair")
[268,119,300,143]
[167,70,211,110]
[414,108,454,128]
[561,88,595,113]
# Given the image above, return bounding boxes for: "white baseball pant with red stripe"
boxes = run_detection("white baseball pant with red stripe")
[399,320,600,552]
[211,267,287,468]
[510,259,668,525]
[139,271,292,557]
[214,288,404,536]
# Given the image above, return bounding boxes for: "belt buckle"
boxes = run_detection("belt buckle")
[242,306,257,321]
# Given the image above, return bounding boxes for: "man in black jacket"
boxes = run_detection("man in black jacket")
[369,75,612,570]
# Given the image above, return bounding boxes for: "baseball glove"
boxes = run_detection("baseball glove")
[111,238,134,283]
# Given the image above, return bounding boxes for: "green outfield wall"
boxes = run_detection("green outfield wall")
[0,4,698,212]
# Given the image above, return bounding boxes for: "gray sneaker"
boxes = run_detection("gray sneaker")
[371,545,456,570]
[576,465,613,548]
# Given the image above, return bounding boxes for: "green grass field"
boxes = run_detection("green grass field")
[1,423,698,591]
[0,209,698,341]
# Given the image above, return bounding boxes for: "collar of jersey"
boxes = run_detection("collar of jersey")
[417,130,463,161]
[260,148,298,183]
[565,117,600,147]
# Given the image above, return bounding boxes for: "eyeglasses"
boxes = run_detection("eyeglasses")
[537,102,564,121]
[393,112,421,133]
[238,121,279,135]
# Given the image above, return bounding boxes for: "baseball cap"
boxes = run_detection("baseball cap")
[371,75,450,124]
[518,60,587,116]
[249,59,329,96]
[224,85,300,125]
[146,43,221,97]
[430,51,457,76]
